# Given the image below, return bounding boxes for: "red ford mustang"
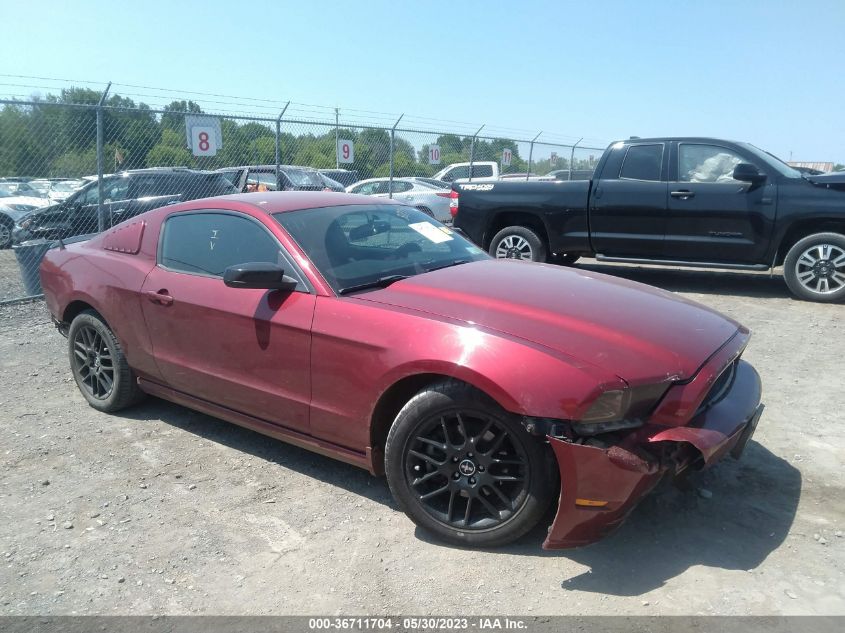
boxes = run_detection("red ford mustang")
[40,192,764,549]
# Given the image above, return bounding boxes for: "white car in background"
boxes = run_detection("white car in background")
[48,179,86,202]
[0,184,51,248]
[346,177,453,222]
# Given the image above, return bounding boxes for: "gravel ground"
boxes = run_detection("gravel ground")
[0,262,843,616]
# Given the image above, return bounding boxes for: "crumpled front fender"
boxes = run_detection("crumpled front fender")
[543,437,663,549]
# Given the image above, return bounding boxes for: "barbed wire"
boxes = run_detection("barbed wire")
[0,73,608,147]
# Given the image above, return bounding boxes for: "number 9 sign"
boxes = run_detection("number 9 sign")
[191,126,218,157]
[337,139,354,164]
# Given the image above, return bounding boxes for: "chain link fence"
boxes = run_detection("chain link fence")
[0,95,604,302]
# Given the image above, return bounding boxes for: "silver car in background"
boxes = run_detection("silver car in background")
[346,177,452,222]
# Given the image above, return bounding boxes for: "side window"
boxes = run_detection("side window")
[103,178,129,202]
[130,176,164,198]
[388,181,412,194]
[679,144,747,183]
[619,144,663,181]
[160,213,284,278]
[447,166,469,181]
[77,184,100,205]
[472,164,494,178]
[356,183,378,195]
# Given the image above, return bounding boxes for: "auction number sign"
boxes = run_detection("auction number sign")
[185,115,222,158]
[428,145,441,165]
[502,148,512,167]
[190,126,218,157]
[337,139,355,164]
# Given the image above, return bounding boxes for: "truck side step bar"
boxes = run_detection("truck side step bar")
[594,255,770,272]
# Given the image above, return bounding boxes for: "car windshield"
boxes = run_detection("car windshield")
[739,143,802,178]
[282,168,324,188]
[52,181,80,192]
[275,204,488,294]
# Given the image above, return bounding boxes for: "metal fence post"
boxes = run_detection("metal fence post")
[527,131,542,180]
[335,108,340,169]
[96,82,111,233]
[388,114,404,198]
[569,138,583,180]
[468,124,484,182]
[275,101,290,190]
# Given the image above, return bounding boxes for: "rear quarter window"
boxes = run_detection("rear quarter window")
[619,144,664,181]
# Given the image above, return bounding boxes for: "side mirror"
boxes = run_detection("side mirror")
[223,262,297,291]
[733,163,766,184]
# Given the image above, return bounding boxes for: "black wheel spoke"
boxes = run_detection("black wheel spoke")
[490,474,524,482]
[419,484,450,501]
[411,470,442,487]
[416,436,447,452]
[408,449,445,468]
[446,490,457,522]
[487,483,514,509]
[477,490,502,520]
[463,496,473,526]
[482,430,508,456]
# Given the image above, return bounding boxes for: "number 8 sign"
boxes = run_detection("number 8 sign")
[337,139,354,164]
[191,126,218,157]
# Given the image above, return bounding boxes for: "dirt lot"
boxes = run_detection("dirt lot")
[0,261,843,616]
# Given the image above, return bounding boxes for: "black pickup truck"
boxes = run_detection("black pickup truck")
[452,137,845,302]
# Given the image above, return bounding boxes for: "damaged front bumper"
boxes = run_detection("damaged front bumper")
[543,359,763,549]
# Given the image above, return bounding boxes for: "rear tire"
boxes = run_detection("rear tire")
[783,232,845,302]
[384,381,557,548]
[68,310,145,412]
[489,226,547,262]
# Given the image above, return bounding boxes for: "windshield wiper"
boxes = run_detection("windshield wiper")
[338,275,409,295]
[424,259,470,273]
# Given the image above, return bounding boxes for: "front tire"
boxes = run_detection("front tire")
[384,381,556,548]
[68,310,145,412]
[489,226,547,262]
[783,232,845,302]
[0,218,13,249]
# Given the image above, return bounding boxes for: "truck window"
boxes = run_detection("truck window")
[619,144,663,181]
[471,165,494,178]
[679,144,746,183]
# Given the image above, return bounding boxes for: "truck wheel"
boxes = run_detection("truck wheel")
[783,232,845,302]
[489,226,547,262]
[384,381,557,548]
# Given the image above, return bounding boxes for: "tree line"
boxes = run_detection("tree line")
[0,88,590,181]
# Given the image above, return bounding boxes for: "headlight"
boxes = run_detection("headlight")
[574,383,671,435]
[580,389,631,423]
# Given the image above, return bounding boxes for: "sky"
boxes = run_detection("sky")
[2,0,844,163]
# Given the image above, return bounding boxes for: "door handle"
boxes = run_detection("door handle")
[670,190,695,199]
[144,290,173,306]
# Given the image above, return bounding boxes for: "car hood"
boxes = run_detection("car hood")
[356,260,741,383]
[807,171,845,190]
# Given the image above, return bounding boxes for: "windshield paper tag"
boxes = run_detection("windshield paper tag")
[409,222,453,244]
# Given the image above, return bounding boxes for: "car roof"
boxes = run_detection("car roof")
[613,137,745,145]
[166,191,397,215]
